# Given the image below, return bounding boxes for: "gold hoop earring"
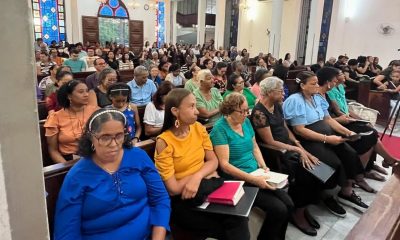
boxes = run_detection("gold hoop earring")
[174,119,180,128]
[91,144,95,151]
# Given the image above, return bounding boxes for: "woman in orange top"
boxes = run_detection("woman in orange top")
[44,80,98,163]
[154,88,250,240]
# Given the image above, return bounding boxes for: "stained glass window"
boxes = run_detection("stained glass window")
[31,0,66,44]
[98,0,130,46]
[156,1,165,48]
[98,0,129,19]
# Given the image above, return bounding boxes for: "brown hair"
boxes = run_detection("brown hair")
[161,88,192,133]
[220,92,246,115]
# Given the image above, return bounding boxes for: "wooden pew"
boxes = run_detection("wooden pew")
[39,120,53,167]
[73,71,94,82]
[118,69,134,83]
[346,166,400,240]
[72,69,134,83]
[44,158,79,239]
[368,90,391,125]
[38,101,48,120]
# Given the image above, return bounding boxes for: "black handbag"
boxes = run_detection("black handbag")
[184,177,224,207]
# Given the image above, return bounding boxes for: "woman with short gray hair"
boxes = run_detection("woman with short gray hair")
[250,77,322,236]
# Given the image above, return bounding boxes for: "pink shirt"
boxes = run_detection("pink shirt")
[251,82,261,99]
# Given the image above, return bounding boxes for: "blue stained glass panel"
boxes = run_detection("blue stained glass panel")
[115,7,128,18]
[100,6,113,16]
[40,0,59,44]
[109,0,119,8]
[157,2,165,48]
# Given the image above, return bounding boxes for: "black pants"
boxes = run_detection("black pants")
[254,189,293,240]
[170,197,250,240]
[299,121,364,188]
[260,147,322,208]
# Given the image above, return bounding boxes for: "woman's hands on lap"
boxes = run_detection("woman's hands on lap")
[181,174,202,200]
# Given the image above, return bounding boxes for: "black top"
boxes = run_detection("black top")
[342,66,358,80]
[250,102,290,144]
[94,87,112,107]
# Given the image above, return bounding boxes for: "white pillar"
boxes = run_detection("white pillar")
[214,0,226,49]
[197,0,206,45]
[65,0,79,43]
[0,0,49,239]
[304,0,324,65]
[268,0,284,58]
[170,0,178,44]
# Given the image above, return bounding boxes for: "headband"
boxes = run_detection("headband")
[88,109,127,132]
[110,88,130,92]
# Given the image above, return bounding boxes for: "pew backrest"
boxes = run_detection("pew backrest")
[346,166,400,240]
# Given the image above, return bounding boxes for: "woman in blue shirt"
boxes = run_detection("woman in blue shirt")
[283,71,368,215]
[54,109,170,240]
[210,93,293,240]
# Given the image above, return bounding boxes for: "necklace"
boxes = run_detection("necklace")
[68,106,85,140]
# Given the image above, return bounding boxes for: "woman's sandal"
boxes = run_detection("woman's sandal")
[382,159,400,168]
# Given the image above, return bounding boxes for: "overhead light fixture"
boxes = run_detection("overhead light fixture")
[127,0,141,9]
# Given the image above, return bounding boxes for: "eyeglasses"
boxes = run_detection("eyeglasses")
[91,132,125,146]
[234,108,250,115]
[236,81,245,85]
[273,88,284,93]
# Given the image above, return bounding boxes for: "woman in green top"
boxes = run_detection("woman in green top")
[184,65,201,92]
[223,73,257,109]
[210,93,293,240]
[193,69,223,124]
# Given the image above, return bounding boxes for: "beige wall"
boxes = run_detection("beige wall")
[327,0,400,67]
[237,0,301,59]
[279,0,301,60]
[0,0,49,239]
[237,0,272,57]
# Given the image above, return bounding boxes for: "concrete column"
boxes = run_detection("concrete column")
[171,0,178,44]
[65,0,79,43]
[214,0,226,49]
[268,0,284,58]
[304,0,324,65]
[197,0,206,45]
[0,0,49,239]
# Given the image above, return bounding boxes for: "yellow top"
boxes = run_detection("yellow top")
[155,121,213,181]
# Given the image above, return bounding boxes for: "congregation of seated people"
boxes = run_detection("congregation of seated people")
[36,38,400,239]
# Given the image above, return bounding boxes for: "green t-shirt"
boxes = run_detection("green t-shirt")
[63,59,86,73]
[327,84,349,114]
[184,79,199,93]
[223,88,257,109]
[193,87,223,124]
[210,117,258,173]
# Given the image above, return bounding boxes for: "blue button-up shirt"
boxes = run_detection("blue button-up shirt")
[127,79,157,106]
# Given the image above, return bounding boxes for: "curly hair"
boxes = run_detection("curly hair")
[220,92,245,116]
[78,109,132,157]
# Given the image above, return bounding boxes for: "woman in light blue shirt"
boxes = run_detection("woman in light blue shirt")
[283,71,368,215]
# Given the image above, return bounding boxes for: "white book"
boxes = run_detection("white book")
[250,169,289,189]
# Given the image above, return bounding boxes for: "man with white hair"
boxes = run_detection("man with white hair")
[127,66,157,106]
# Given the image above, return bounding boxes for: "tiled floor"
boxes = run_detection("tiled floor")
[286,123,395,240]
[285,156,391,240]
